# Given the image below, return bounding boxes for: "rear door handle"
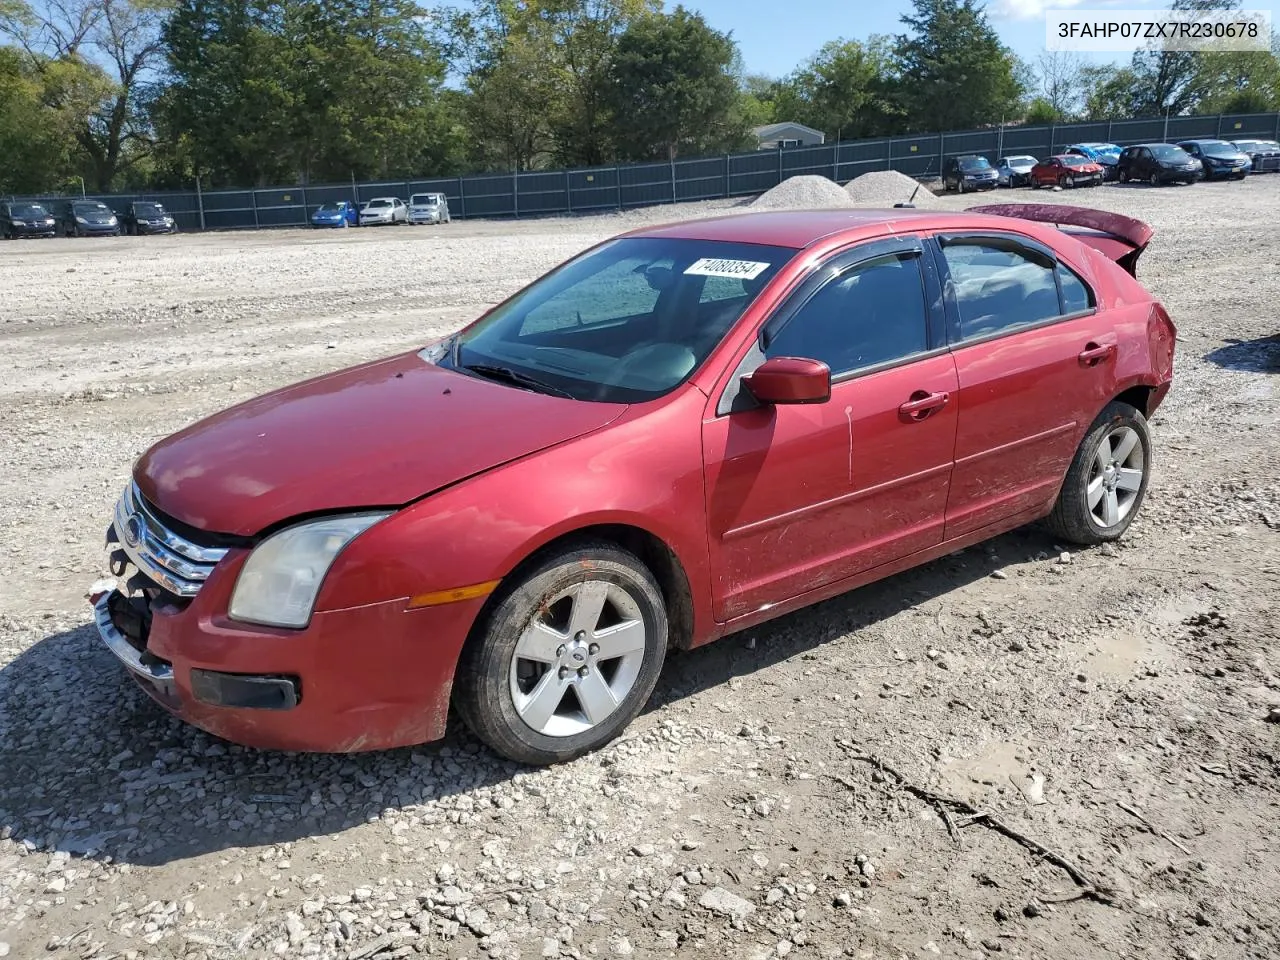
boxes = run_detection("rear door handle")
[1078,342,1116,366]
[899,390,950,422]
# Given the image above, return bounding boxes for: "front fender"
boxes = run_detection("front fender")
[314,387,717,641]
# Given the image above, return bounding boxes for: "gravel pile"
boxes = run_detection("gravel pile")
[843,169,941,207]
[750,175,853,209]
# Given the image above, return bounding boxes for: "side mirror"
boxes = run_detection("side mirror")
[742,357,831,405]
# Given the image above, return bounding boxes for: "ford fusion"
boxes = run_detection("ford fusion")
[95,206,1175,765]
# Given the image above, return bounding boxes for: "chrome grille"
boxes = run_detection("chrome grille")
[110,483,228,597]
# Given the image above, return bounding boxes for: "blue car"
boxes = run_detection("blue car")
[310,201,358,228]
[1065,142,1123,180]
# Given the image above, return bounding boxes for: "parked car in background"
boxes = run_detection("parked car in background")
[942,155,999,192]
[996,155,1037,187]
[120,201,177,235]
[358,197,408,226]
[1065,143,1123,180]
[1231,139,1280,173]
[1116,144,1202,185]
[57,199,121,236]
[1030,154,1105,189]
[408,193,451,225]
[311,201,358,228]
[1,201,57,239]
[1176,140,1250,180]
[90,204,1175,764]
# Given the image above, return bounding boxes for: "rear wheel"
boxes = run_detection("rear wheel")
[1046,402,1151,545]
[454,542,668,765]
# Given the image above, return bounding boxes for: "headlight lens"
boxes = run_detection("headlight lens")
[75,216,86,223]
[228,512,391,628]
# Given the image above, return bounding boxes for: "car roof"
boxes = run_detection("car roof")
[622,209,1080,250]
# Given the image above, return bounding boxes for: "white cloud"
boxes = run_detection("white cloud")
[989,0,1151,21]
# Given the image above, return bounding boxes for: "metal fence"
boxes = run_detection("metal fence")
[8,111,1280,233]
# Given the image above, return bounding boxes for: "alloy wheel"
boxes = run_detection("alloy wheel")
[1087,425,1144,529]
[508,580,647,738]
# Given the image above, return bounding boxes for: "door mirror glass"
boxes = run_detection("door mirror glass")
[743,357,831,405]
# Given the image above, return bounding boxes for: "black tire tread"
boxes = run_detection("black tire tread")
[1046,401,1151,546]
[453,540,667,766]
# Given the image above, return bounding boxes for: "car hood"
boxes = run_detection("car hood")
[134,351,628,536]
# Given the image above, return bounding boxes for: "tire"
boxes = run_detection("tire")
[1046,401,1152,546]
[1148,172,1160,186]
[454,541,668,765]
[1059,175,1071,190]
[1118,169,1129,184]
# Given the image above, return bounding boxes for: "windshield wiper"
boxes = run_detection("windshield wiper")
[460,363,575,400]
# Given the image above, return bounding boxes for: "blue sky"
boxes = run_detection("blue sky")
[682,0,1279,78]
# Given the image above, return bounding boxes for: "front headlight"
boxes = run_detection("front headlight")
[75,216,87,223]
[228,512,391,628]
[108,216,118,225]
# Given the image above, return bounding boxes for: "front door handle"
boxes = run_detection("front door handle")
[1078,342,1116,366]
[899,390,950,422]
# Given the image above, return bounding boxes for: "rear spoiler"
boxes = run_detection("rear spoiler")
[966,203,1153,277]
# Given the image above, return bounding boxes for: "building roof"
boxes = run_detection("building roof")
[751,122,826,140]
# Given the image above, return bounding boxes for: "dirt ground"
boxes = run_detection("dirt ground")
[1,178,1278,960]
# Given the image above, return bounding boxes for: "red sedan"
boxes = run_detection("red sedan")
[1030,154,1106,189]
[94,204,1175,764]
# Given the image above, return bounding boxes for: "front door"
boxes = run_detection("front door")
[703,238,959,622]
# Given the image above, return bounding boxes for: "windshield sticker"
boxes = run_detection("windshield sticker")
[684,258,770,280]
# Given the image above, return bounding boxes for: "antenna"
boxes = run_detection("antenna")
[895,182,922,209]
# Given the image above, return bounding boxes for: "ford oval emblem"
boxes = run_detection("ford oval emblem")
[122,513,143,548]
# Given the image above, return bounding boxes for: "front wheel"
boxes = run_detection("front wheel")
[1059,175,1072,190]
[1046,402,1151,545]
[1148,172,1160,186]
[454,542,668,765]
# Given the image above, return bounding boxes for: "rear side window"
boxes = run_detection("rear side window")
[1057,263,1093,314]
[942,242,1060,340]
[766,253,929,375]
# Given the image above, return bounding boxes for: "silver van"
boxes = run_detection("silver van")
[408,193,452,225]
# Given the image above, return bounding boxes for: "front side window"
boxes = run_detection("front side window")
[942,241,1061,340]
[765,253,930,376]
[442,238,794,403]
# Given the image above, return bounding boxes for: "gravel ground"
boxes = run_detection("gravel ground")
[1,178,1278,960]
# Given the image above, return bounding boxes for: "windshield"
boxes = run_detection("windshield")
[368,199,391,208]
[439,237,794,403]
[317,203,345,213]
[1003,156,1034,165]
[73,201,110,213]
[1061,156,1089,167]
[1151,145,1190,161]
[135,202,165,216]
[959,157,991,171]
[11,204,47,218]
[1197,141,1239,158]
[411,194,439,205]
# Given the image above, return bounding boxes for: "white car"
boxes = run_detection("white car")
[358,197,408,226]
[408,193,452,225]
[996,155,1038,187]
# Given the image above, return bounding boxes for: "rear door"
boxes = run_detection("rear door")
[702,236,958,621]
[931,231,1119,539]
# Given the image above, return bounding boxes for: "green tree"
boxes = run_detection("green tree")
[893,0,1023,132]
[606,7,747,161]
[1,0,173,190]
[771,37,900,141]
[0,46,87,192]
[1125,0,1240,115]
[162,0,459,184]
